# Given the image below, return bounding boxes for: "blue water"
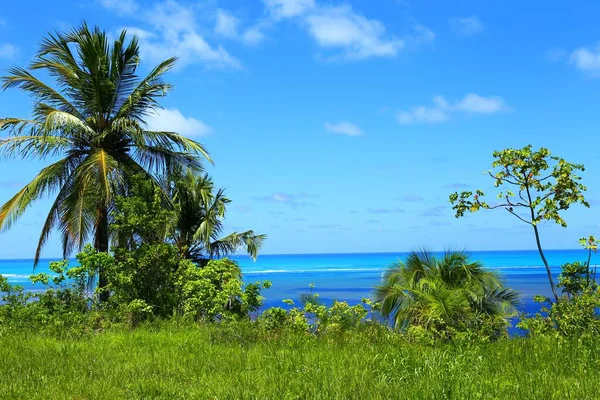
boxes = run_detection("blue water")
[2,249,594,317]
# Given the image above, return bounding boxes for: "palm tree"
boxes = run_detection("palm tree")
[0,24,210,301]
[374,249,519,339]
[165,168,265,265]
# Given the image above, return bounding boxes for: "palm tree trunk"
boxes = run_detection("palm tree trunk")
[94,206,110,303]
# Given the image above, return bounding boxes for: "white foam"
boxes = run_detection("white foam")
[244,267,385,274]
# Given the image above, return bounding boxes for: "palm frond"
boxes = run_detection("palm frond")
[0,157,74,231]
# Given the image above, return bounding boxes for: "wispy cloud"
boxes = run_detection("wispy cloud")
[101,0,241,69]
[214,8,268,46]
[569,43,600,76]
[254,192,317,208]
[548,43,600,77]
[215,9,240,39]
[146,108,212,137]
[0,43,17,60]
[449,16,484,36]
[305,5,406,60]
[324,121,363,136]
[367,207,405,214]
[309,223,345,230]
[428,220,450,227]
[263,1,433,61]
[421,206,448,217]
[365,219,380,224]
[397,93,509,124]
[286,217,307,222]
[264,0,316,19]
[99,0,139,15]
[101,0,431,67]
[400,194,424,202]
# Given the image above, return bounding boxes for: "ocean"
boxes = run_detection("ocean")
[1,249,594,316]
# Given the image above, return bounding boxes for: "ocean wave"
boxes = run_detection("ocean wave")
[243,265,556,275]
[1,274,31,279]
[244,268,385,274]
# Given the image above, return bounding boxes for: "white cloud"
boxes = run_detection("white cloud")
[146,108,212,137]
[324,121,363,136]
[450,16,485,36]
[254,192,317,208]
[215,9,240,39]
[214,9,267,46]
[101,0,431,67]
[0,43,17,60]
[397,93,509,125]
[264,0,316,18]
[103,0,241,70]
[305,5,405,60]
[265,1,432,61]
[99,0,139,15]
[242,26,267,46]
[570,44,600,76]
[455,93,507,114]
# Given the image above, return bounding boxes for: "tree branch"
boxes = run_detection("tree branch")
[505,207,533,225]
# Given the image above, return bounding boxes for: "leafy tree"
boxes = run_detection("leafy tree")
[111,171,265,263]
[374,250,519,341]
[558,236,598,298]
[449,145,588,302]
[0,24,209,301]
[164,168,266,264]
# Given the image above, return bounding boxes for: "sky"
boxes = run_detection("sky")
[1,0,600,258]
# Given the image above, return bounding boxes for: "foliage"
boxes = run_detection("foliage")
[518,290,600,337]
[449,145,589,302]
[0,246,269,330]
[111,170,266,265]
[257,287,372,336]
[519,237,600,337]
[0,24,209,302]
[0,250,102,333]
[99,243,270,324]
[558,262,594,297]
[374,249,519,341]
[164,168,266,264]
[174,258,271,322]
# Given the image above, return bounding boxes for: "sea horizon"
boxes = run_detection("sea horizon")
[2,249,595,320]
[0,247,585,262]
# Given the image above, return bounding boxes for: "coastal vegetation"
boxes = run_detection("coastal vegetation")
[449,145,589,302]
[1,24,600,399]
[374,249,519,341]
[0,24,210,301]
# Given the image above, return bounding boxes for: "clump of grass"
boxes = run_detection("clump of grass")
[0,323,598,399]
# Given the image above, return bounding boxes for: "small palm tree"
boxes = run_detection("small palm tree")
[375,249,519,339]
[0,24,210,300]
[166,168,265,264]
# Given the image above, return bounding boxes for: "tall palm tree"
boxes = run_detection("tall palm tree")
[0,24,210,301]
[165,168,265,264]
[375,249,519,339]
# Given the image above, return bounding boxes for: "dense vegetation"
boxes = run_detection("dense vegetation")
[1,24,600,399]
[1,324,599,399]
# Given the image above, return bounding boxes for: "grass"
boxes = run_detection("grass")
[0,324,599,399]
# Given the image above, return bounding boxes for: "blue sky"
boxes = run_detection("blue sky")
[1,0,600,258]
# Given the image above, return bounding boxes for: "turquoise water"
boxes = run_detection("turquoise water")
[1,249,595,316]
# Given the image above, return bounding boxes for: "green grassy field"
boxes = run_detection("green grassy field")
[0,324,598,399]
